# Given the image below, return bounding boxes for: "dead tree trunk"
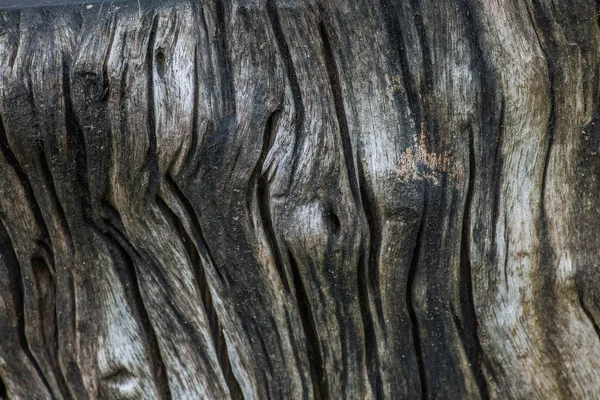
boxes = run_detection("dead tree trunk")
[1,0,599,398]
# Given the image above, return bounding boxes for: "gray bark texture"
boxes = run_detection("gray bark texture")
[0,0,599,398]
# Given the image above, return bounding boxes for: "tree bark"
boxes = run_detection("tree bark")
[0,0,599,399]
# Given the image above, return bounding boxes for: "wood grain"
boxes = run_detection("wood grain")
[0,0,599,398]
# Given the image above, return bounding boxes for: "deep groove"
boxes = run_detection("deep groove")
[356,249,382,398]
[409,0,435,150]
[378,0,423,137]
[156,194,243,399]
[0,114,49,240]
[146,12,160,202]
[460,0,505,259]
[578,296,600,340]
[525,4,570,398]
[37,147,72,244]
[94,222,172,400]
[31,255,66,399]
[0,374,6,399]
[252,111,291,293]
[459,125,490,399]
[491,98,505,247]
[161,177,239,386]
[357,162,386,399]
[288,250,329,400]
[266,0,305,180]
[214,0,235,117]
[165,175,226,283]
[181,44,200,172]
[63,57,89,230]
[0,221,54,398]
[528,1,556,205]
[406,197,428,400]
[319,21,360,207]
[357,164,385,329]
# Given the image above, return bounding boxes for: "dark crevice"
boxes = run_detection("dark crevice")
[408,0,435,150]
[214,0,235,117]
[583,297,600,342]
[37,147,72,246]
[503,213,509,287]
[63,58,89,230]
[266,0,305,182]
[490,97,505,250]
[0,374,6,399]
[357,163,385,329]
[251,111,292,293]
[288,250,329,400]
[319,21,360,207]
[378,0,423,138]
[93,221,172,400]
[155,195,242,399]
[356,249,382,399]
[0,221,54,398]
[578,296,600,341]
[165,175,225,283]
[527,4,571,397]
[357,163,385,399]
[31,255,70,400]
[406,197,427,400]
[0,114,49,241]
[162,176,239,389]
[458,125,490,399]
[180,44,200,173]
[528,1,556,205]
[461,0,505,256]
[146,12,160,202]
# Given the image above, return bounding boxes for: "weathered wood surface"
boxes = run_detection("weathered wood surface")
[0,0,599,398]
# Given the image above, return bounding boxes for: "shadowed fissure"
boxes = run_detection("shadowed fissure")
[91,204,172,400]
[251,110,292,293]
[457,124,490,399]
[0,220,53,396]
[527,4,571,397]
[0,374,5,399]
[406,197,428,399]
[157,179,243,399]
[265,0,305,179]
[318,16,382,398]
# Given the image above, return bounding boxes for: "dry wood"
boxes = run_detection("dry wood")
[0,0,599,399]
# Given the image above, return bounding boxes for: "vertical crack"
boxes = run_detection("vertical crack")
[0,220,53,398]
[0,114,49,241]
[214,0,235,117]
[31,254,71,400]
[527,1,556,205]
[155,193,242,399]
[378,0,423,138]
[406,197,427,400]
[319,21,360,206]
[288,250,329,400]
[458,125,490,399]
[357,162,385,399]
[146,12,160,202]
[94,219,172,400]
[0,373,6,399]
[266,0,305,179]
[319,18,382,397]
[409,0,435,150]
[248,110,291,293]
[578,296,600,341]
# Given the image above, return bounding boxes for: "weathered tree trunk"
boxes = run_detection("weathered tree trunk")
[0,0,599,398]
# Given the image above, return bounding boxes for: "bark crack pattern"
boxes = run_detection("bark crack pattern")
[0,1,599,399]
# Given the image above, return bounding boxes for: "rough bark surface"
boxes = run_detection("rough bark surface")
[0,0,599,399]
